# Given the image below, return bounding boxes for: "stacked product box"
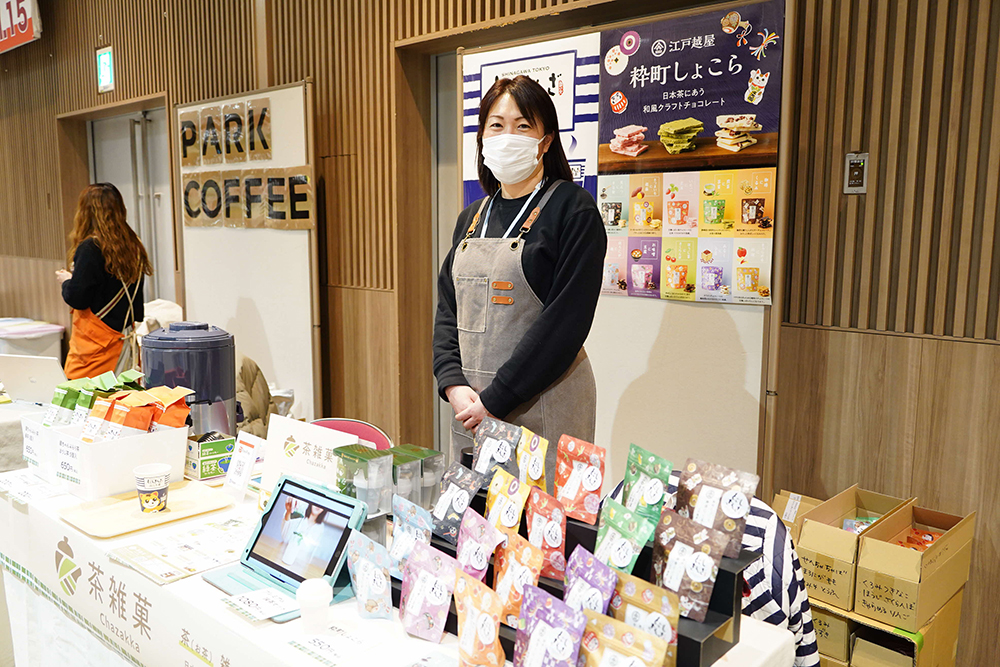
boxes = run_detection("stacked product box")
[333,444,393,514]
[390,450,421,505]
[185,433,235,481]
[393,443,446,510]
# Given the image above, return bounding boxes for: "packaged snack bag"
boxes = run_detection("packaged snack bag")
[400,541,459,643]
[594,500,655,574]
[493,532,543,625]
[73,372,119,425]
[515,427,549,491]
[473,416,522,482]
[513,584,587,667]
[116,369,145,390]
[650,510,728,622]
[608,570,679,666]
[432,462,485,545]
[563,545,617,614]
[390,494,433,579]
[345,530,392,619]
[578,609,667,667]
[111,391,159,438]
[554,435,606,524]
[81,392,129,443]
[525,487,567,579]
[622,443,673,524]
[675,458,759,558]
[146,386,195,431]
[455,571,506,667]
[456,508,503,582]
[486,469,529,534]
[45,382,85,427]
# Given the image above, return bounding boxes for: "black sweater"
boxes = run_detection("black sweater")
[62,239,145,332]
[433,181,606,418]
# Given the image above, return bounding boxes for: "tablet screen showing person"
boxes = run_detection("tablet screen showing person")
[248,481,354,582]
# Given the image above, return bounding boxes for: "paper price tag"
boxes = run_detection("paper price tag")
[223,431,263,500]
[56,438,81,481]
[225,587,298,620]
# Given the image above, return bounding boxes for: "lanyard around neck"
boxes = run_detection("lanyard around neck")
[480,179,546,240]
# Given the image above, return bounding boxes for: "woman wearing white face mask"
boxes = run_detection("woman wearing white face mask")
[433,76,606,492]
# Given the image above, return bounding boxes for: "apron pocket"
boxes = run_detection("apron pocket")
[455,275,488,333]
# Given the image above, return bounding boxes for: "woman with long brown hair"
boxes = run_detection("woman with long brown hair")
[433,76,606,489]
[56,183,152,379]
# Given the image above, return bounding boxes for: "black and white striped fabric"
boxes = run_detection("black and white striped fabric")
[610,472,820,666]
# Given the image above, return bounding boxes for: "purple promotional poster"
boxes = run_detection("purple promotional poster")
[598,0,785,175]
[627,237,661,298]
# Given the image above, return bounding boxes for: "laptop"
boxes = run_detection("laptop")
[0,354,67,404]
[203,475,367,622]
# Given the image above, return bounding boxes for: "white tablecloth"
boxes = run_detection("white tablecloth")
[0,402,35,473]
[0,470,794,667]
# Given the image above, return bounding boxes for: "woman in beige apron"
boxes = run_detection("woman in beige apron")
[433,76,606,493]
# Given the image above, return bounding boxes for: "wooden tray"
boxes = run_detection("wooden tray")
[598,132,778,174]
[58,480,235,539]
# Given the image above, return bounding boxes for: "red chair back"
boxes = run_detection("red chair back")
[310,418,393,450]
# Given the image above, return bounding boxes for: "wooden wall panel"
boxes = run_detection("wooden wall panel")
[775,324,998,666]
[0,256,72,329]
[784,0,1000,341]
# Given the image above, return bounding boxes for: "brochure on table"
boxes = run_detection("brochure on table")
[260,415,359,501]
[461,0,785,306]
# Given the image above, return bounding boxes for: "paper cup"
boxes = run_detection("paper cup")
[134,463,172,513]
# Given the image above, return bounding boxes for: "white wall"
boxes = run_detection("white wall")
[586,298,763,490]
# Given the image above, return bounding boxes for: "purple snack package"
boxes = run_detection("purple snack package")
[456,507,504,581]
[400,541,459,643]
[513,584,587,667]
[562,544,618,615]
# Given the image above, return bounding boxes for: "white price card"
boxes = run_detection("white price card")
[224,587,298,621]
[223,431,264,500]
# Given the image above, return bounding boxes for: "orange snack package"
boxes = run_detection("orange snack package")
[146,386,194,431]
[525,486,567,579]
[492,532,543,626]
[554,435,606,524]
[455,570,506,667]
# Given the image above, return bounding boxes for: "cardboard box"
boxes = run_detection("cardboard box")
[796,485,910,610]
[185,452,232,480]
[772,489,823,541]
[854,505,974,632]
[852,635,911,667]
[818,655,849,667]
[187,435,235,458]
[812,606,855,662]
[811,588,963,667]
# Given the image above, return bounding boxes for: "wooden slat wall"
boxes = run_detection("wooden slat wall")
[784,0,1000,340]
[775,325,998,666]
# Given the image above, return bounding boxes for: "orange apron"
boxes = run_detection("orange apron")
[64,283,128,380]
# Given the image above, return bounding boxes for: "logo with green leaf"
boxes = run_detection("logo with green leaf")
[55,536,82,596]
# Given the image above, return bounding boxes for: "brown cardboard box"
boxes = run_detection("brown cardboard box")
[818,655,849,667]
[772,489,823,542]
[854,505,974,632]
[812,606,855,662]
[852,636,910,667]
[812,587,963,667]
[796,485,910,610]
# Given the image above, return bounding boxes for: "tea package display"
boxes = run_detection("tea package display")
[146,386,195,431]
[456,508,504,582]
[455,571,506,667]
[432,463,485,545]
[594,500,655,574]
[675,458,759,557]
[622,443,673,524]
[608,570,679,666]
[390,494,433,579]
[107,391,160,439]
[345,530,393,619]
[400,541,459,643]
[74,371,118,425]
[486,469,529,534]
[493,532,543,625]
[473,416,522,482]
[578,609,668,667]
[525,487,567,579]
[515,427,549,490]
[513,585,587,667]
[563,545,618,615]
[651,510,728,622]
[554,435,606,525]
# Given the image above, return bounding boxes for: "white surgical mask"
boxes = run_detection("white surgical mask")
[481,134,543,185]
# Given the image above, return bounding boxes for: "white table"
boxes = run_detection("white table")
[0,402,36,472]
[0,470,794,667]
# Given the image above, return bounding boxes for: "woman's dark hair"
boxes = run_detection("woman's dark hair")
[307,503,327,525]
[476,76,574,196]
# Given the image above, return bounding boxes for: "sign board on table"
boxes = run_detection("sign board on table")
[0,0,42,55]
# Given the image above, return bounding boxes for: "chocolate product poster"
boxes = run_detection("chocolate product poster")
[596,174,630,237]
[601,236,629,296]
[462,33,600,206]
[732,238,772,304]
[626,237,661,299]
[660,237,698,301]
[694,238,734,303]
[661,171,701,237]
[598,0,784,175]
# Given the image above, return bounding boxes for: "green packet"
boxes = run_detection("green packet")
[622,443,673,523]
[116,369,145,390]
[44,378,91,427]
[593,499,655,574]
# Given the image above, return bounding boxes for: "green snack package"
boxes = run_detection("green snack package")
[593,499,655,574]
[622,443,673,524]
[71,378,98,425]
[116,369,145,390]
